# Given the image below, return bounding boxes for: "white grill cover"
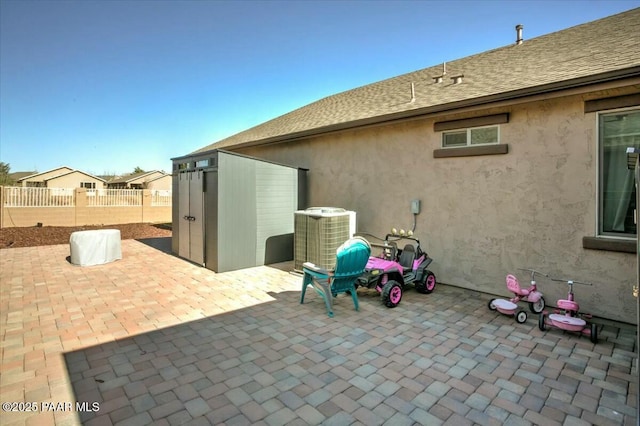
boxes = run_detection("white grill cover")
[70,229,122,266]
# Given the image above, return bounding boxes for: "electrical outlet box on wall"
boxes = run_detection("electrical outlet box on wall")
[411,199,421,214]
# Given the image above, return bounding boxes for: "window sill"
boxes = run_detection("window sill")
[582,236,636,253]
[433,144,508,158]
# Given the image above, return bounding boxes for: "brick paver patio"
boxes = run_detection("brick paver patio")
[0,238,637,425]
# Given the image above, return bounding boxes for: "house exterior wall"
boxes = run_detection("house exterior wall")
[46,172,105,189]
[235,88,638,324]
[146,175,172,190]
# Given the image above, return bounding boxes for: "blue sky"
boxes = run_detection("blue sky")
[1,0,638,176]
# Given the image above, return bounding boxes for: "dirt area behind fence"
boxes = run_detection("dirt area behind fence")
[0,223,172,249]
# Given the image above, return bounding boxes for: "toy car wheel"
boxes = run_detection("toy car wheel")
[529,297,545,314]
[515,310,527,324]
[538,313,546,331]
[416,270,436,294]
[590,323,598,344]
[488,298,498,311]
[382,280,402,308]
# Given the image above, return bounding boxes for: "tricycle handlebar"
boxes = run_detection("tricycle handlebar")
[550,277,592,286]
[518,268,548,280]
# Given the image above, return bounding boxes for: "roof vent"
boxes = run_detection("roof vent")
[433,62,447,83]
[451,75,464,84]
[515,24,523,45]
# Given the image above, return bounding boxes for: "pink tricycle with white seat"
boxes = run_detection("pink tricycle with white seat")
[488,268,547,323]
[538,277,598,343]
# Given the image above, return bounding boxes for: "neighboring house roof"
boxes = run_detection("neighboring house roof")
[43,170,106,182]
[16,166,74,182]
[198,7,640,153]
[107,171,167,184]
[9,171,37,181]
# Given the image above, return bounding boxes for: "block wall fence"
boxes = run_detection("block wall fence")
[0,187,171,228]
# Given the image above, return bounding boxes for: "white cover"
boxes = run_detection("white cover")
[70,229,122,266]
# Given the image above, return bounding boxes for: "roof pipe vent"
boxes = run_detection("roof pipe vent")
[515,24,523,45]
[433,62,447,83]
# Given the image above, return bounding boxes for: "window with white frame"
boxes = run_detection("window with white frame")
[599,108,640,237]
[80,182,96,189]
[442,125,500,148]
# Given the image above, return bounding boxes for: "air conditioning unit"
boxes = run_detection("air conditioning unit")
[294,207,356,271]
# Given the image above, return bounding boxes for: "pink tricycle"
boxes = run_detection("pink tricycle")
[488,268,547,323]
[538,277,598,344]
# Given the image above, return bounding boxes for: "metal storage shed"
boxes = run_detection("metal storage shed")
[171,149,307,272]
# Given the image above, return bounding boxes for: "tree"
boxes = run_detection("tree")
[0,162,13,186]
[133,166,145,174]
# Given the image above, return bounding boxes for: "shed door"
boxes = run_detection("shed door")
[178,171,204,265]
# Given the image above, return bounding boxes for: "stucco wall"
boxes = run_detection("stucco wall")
[146,175,172,190]
[237,92,637,324]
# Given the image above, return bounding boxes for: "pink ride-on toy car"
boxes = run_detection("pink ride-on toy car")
[488,268,547,323]
[538,277,598,344]
[355,230,436,308]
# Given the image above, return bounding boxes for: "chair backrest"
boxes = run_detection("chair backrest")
[333,237,371,279]
[398,244,416,269]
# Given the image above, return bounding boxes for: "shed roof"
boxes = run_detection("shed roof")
[197,7,640,153]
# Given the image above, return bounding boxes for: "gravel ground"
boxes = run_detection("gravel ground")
[0,223,172,249]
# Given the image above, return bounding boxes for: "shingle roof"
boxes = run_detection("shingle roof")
[9,171,37,181]
[15,166,75,182]
[43,170,106,182]
[107,171,166,184]
[197,7,640,153]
